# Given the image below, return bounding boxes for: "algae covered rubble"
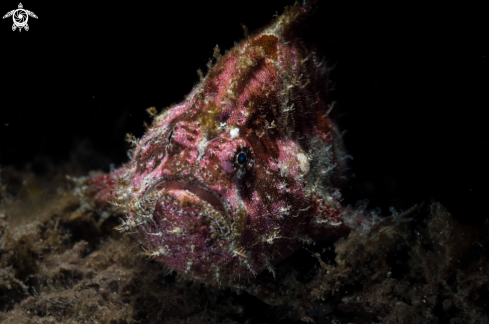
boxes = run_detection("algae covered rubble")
[0,165,488,324]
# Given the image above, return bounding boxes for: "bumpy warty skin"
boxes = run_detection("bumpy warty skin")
[81,3,363,287]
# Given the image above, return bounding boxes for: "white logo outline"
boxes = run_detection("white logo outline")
[3,3,38,32]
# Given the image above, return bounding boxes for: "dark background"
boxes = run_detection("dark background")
[0,1,487,224]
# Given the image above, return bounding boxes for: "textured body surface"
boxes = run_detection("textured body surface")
[81,3,357,287]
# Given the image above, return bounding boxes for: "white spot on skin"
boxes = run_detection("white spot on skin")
[197,138,210,163]
[168,227,182,234]
[230,127,239,138]
[296,152,310,174]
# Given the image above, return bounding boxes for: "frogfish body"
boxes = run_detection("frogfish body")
[82,3,365,287]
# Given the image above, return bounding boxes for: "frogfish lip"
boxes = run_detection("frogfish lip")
[144,178,229,219]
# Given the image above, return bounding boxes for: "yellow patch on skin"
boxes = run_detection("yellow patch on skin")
[251,34,279,57]
[198,103,222,138]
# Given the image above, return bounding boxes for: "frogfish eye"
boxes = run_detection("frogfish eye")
[234,147,252,169]
[237,152,247,165]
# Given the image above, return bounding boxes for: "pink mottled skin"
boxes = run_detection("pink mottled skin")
[81,3,368,287]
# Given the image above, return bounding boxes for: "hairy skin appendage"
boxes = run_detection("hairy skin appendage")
[78,2,374,291]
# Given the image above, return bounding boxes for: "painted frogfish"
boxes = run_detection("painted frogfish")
[80,3,369,288]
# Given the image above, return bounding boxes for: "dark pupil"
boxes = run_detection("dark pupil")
[237,152,247,165]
